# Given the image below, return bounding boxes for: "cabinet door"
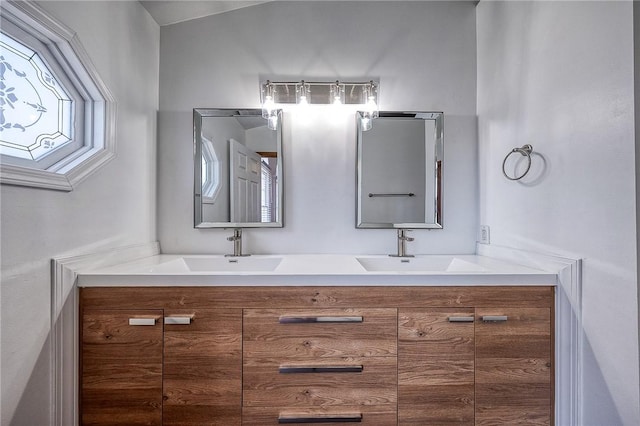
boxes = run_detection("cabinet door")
[82,309,163,426]
[475,307,552,425]
[163,309,242,425]
[398,308,475,425]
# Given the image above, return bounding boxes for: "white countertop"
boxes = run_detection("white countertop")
[77,254,557,287]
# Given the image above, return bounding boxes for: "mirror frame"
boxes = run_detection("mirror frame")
[356,111,443,229]
[193,108,284,228]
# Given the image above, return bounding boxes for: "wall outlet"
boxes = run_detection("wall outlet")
[479,225,490,244]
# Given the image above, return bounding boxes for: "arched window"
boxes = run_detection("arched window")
[0,1,115,191]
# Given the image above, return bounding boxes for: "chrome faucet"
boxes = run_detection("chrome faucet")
[226,228,249,257]
[390,229,414,257]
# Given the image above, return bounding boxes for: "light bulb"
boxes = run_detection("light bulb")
[330,81,343,105]
[262,95,274,118]
[297,81,309,105]
[363,81,378,118]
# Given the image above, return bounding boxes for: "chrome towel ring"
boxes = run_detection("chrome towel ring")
[502,144,533,181]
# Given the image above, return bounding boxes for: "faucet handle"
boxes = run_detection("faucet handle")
[398,229,414,241]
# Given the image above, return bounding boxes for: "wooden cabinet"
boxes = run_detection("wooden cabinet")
[81,310,163,426]
[398,308,475,425]
[80,286,554,425]
[80,306,241,426]
[163,309,242,425]
[243,308,397,425]
[475,307,553,425]
[399,306,553,425]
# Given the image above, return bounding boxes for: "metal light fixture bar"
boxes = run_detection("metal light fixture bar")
[261,80,378,106]
[260,79,379,130]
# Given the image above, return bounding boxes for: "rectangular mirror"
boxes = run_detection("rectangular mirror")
[356,111,443,229]
[194,108,283,228]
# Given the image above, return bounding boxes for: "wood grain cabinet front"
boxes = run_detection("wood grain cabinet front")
[242,308,398,425]
[475,307,553,426]
[81,309,163,426]
[163,309,242,425]
[398,308,475,425]
[79,286,554,426]
[80,307,242,426]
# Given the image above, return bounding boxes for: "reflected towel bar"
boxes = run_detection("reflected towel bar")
[368,192,415,197]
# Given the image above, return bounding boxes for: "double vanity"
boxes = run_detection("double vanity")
[77,109,556,424]
[78,254,556,425]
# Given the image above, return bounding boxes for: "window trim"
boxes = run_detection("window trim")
[0,0,116,191]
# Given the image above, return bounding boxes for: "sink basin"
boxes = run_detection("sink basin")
[356,256,489,273]
[183,256,283,272]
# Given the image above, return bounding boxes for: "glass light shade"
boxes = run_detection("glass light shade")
[363,82,379,119]
[296,81,310,105]
[330,81,345,105]
[261,82,276,118]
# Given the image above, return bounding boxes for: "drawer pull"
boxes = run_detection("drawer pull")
[482,315,508,322]
[279,316,363,324]
[279,365,364,374]
[128,318,157,326]
[278,414,363,424]
[164,316,193,325]
[448,316,474,322]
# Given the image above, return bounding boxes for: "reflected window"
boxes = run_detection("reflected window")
[201,137,220,202]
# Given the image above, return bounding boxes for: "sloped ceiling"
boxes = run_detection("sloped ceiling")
[140,1,271,26]
[141,1,480,27]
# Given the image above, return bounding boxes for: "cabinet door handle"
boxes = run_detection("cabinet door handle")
[279,365,364,374]
[128,317,158,326]
[164,316,193,325]
[481,315,508,322]
[278,414,363,423]
[279,316,363,324]
[448,316,474,322]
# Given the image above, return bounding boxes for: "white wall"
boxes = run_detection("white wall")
[477,1,639,424]
[0,1,159,425]
[158,1,478,255]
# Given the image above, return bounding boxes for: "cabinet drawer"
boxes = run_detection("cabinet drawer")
[243,308,397,359]
[243,357,397,407]
[242,406,397,425]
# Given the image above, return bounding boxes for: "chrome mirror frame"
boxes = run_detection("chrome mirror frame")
[194,108,284,228]
[356,111,443,229]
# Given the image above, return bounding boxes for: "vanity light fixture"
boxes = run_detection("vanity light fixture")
[260,79,380,130]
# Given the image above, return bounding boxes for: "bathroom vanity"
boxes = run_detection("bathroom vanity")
[78,255,555,425]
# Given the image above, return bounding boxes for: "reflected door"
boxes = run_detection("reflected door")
[230,139,261,222]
